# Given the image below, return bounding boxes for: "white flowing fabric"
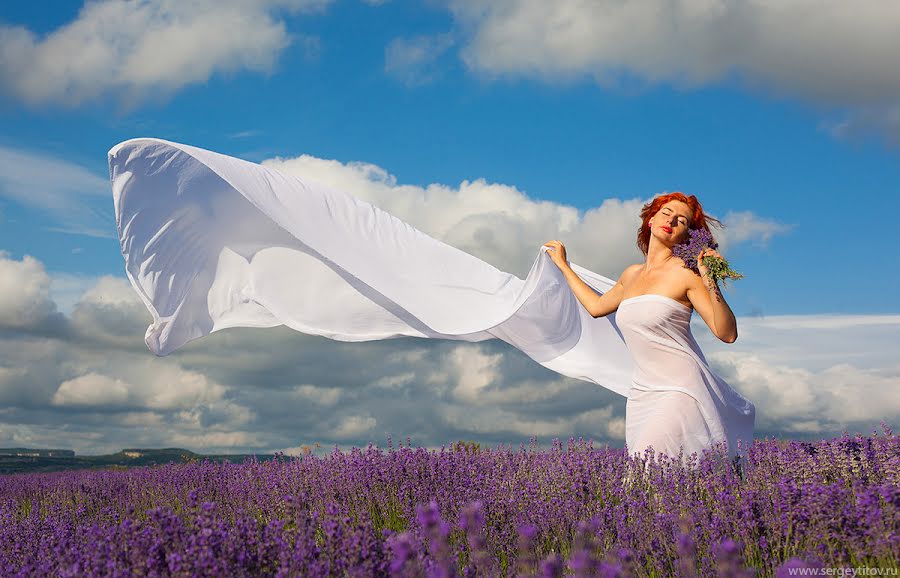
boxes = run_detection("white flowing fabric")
[616,294,756,462]
[108,138,635,397]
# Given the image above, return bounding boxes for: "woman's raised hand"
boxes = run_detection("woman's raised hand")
[542,240,568,269]
[697,247,722,279]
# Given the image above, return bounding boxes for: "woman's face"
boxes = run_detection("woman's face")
[650,200,692,244]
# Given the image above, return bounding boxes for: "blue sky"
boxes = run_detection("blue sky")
[0,1,898,454]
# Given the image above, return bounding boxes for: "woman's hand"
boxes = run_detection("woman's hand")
[542,240,568,269]
[542,239,605,317]
[697,247,723,292]
[697,248,723,277]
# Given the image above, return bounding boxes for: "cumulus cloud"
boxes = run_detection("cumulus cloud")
[448,1,900,107]
[711,353,900,436]
[444,345,503,403]
[0,247,897,454]
[438,401,622,440]
[49,273,104,316]
[694,314,900,438]
[69,276,149,347]
[442,0,900,146]
[292,384,343,407]
[696,314,900,373]
[333,415,378,439]
[0,150,890,454]
[0,0,332,108]
[48,352,234,412]
[0,251,60,329]
[52,373,131,407]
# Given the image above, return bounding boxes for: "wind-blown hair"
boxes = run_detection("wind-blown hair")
[637,192,723,255]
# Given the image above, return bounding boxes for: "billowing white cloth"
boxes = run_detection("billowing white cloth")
[616,295,756,461]
[108,138,635,397]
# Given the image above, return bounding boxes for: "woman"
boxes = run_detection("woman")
[543,192,756,467]
[109,138,751,468]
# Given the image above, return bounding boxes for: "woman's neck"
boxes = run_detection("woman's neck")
[644,240,676,272]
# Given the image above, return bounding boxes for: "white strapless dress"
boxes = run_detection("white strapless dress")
[615,294,755,464]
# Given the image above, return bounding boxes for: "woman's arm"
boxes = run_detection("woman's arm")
[542,241,635,318]
[686,248,738,343]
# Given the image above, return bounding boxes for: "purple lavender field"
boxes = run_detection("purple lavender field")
[1,427,897,577]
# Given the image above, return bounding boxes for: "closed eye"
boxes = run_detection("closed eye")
[661,209,688,225]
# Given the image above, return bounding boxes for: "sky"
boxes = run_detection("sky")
[0,0,898,455]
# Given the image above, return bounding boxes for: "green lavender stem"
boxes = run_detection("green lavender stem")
[701,255,744,288]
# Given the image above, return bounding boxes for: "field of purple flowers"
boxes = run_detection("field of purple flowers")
[1,424,897,577]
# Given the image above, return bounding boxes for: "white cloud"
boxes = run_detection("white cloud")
[333,415,377,439]
[69,276,150,347]
[49,273,102,316]
[695,313,900,435]
[0,253,896,453]
[438,402,624,440]
[167,430,263,450]
[0,145,114,237]
[118,412,166,427]
[604,416,626,441]
[573,406,625,441]
[385,33,455,86]
[52,373,131,407]
[695,314,900,373]
[820,105,900,148]
[293,384,342,406]
[448,0,900,108]
[229,130,263,140]
[48,360,232,412]
[139,364,228,410]
[78,276,143,307]
[0,149,890,453]
[372,371,417,389]
[445,345,503,403]
[740,315,900,331]
[720,211,795,249]
[710,353,900,434]
[0,0,332,108]
[471,376,577,405]
[0,251,58,329]
[440,405,567,437]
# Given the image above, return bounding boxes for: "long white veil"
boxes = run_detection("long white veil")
[109,138,634,397]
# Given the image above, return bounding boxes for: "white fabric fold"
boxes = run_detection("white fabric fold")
[108,138,634,397]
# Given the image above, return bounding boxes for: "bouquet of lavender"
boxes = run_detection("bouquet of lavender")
[673,228,744,288]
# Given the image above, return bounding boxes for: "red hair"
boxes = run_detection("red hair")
[637,192,722,255]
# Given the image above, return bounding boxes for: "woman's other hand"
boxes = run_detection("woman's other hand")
[542,240,568,269]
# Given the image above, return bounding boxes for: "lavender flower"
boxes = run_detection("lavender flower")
[673,227,744,288]
[0,425,895,576]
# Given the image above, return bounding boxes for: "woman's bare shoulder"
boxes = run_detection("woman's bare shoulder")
[671,258,699,281]
[617,263,643,284]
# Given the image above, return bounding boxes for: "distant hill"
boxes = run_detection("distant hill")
[0,447,278,475]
